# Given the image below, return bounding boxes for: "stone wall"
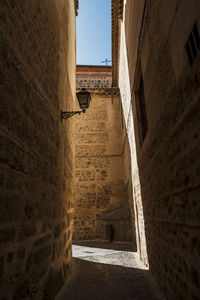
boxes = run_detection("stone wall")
[76,65,112,89]
[74,69,134,242]
[118,9,148,265]
[119,0,200,298]
[0,0,76,298]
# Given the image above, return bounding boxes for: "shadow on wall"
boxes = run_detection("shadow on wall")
[0,0,76,299]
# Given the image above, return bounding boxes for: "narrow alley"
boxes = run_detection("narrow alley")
[0,0,200,299]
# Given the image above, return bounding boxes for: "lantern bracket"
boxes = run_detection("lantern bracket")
[61,88,90,120]
[61,109,85,120]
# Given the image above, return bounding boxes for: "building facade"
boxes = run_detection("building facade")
[0,0,77,298]
[118,0,200,298]
[73,66,135,242]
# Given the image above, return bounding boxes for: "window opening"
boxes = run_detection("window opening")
[136,78,148,146]
[186,22,200,65]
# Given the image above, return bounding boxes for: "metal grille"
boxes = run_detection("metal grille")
[186,23,200,65]
[137,79,148,145]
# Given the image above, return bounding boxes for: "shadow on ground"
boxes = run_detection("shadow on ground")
[56,241,164,300]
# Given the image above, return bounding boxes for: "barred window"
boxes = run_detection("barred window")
[136,78,148,146]
[186,23,200,65]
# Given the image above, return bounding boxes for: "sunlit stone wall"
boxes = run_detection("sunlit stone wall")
[73,66,135,242]
[118,0,148,266]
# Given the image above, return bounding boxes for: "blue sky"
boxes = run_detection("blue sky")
[76,0,111,65]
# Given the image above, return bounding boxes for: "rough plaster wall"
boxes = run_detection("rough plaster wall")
[122,0,200,299]
[0,0,76,299]
[73,90,133,242]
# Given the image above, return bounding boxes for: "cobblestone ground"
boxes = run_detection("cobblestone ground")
[56,241,165,300]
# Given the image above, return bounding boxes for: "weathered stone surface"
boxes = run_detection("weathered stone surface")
[74,66,135,242]
[0,256,4,278]
[17,248,26,260]
[0,0,76,298]
[26,253,32,272]
[0,228,15,243]
[13,280,31,300]
[34,234,52,247]
[118,0,200,298]
[43,268,64,300]
[19,222,36,240]
[7,252,15,263]
[77,65,112,89]
[0,195,21,223]
[33,245,51,265]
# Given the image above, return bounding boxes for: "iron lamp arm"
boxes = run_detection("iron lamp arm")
[61,109,85,120]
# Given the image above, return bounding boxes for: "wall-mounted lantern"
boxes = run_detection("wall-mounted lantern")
[61,88,91,119]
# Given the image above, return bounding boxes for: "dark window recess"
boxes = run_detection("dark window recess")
[186,22,200,65]
[120,103,124,130]
[136,78,148,146]
[186,43,193,65]
[193,23,200,49]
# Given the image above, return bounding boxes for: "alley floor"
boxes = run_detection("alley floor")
[56,241,165,300]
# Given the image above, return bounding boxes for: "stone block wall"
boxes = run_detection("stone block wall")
[74,72,134,241]
[122,135,148,263]
[119,0,200,298]
[76,65,112,89]
[118,9,148,264]
[0,0,76,298]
